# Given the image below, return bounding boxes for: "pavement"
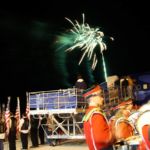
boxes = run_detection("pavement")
[4,139,88,150]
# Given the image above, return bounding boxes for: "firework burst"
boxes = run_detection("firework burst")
[63,13,113,70]
[56,14,114,81]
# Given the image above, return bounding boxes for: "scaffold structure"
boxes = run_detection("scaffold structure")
[28,88,86,140]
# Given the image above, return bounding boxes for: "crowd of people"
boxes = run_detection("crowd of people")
[0,74,150,150]
[0,112,56,150]
[82,84,150,150]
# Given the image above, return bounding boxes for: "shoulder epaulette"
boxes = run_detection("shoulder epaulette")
[82,108,103,122]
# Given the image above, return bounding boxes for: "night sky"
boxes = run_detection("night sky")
[0,1,149,105]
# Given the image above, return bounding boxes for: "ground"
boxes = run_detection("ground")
[4,139,88,150]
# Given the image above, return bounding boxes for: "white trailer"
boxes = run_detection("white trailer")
[27,88,86,140]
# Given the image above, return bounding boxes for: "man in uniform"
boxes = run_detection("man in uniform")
[82,84,114,150]
[136,102,150,149]
[8,112,17,150]
[112,99,134,139]
[19,113,30,150]
[30,115,39,148]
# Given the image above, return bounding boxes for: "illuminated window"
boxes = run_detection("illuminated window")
[143,84,148,90]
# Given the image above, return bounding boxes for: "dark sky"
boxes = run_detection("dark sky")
[0,1,150,102]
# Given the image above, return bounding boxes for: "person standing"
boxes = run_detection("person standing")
[82,84,114,150]
[8,112,17,150]
[75,74,87,108]
[39,115,47,145]
[30,115,39,148]
[75,74,87,91]
[121,76,129,98]
[126,75,136,99]
[46,114,56,146]
[0,113,5,150]
[19,113,30,150]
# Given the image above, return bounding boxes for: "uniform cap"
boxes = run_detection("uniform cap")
[83,85,102,99]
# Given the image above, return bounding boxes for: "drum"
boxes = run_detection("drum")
[135,110,150,135]
[114,140,129,150]
[126,135,141,150]
[114,141,138,150]
[114,117,135,141]
[127,140,140,150]
[114,136,141,150]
